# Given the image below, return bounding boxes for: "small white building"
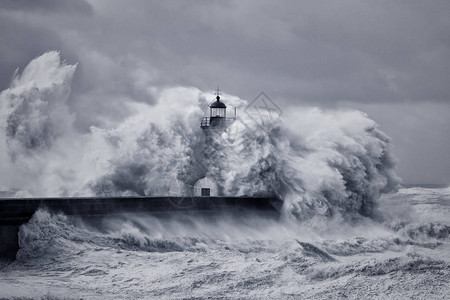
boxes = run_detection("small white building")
[193,177,218,197]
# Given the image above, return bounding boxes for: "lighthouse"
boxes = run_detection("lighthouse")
[193,87,237,197]
[200,87,236,130]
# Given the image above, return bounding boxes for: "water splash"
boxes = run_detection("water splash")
[0,52,400,220]
[3,51,76,158]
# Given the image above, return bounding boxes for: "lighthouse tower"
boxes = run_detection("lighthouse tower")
[193,87,236,197]
[200,87,235,130]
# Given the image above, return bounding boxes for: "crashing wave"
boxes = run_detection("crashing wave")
[0,52,400,220]
[1,51,76,159]
[17,209,206,261]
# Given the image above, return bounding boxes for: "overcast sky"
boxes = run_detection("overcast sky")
[1,0,449,184]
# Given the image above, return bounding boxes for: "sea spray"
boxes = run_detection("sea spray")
[0,52,401,221]
[3,51,76,158]
[0,51,79,196]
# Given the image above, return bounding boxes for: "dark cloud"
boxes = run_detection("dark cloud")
[72,0,450,105]
[0,14,65,91]
[0,0,93,15]
[3,1,450,104]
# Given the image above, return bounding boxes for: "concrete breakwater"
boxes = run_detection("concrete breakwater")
[0,196,281,259]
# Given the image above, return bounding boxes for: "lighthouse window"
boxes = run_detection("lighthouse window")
[210,108,225,117]
[201,188,211,196]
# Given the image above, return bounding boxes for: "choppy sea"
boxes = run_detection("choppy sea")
[1,186,449,299]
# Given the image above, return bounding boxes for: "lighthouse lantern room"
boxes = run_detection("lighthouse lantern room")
[200,87,235,129]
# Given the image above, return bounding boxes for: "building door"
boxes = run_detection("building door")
[201,188,210,196]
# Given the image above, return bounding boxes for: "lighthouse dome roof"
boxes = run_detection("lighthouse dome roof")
[210,96,227,108]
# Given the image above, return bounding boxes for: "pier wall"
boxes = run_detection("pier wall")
[0,196,281,259]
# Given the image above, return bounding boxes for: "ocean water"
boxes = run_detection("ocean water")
[1,186,449,299]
